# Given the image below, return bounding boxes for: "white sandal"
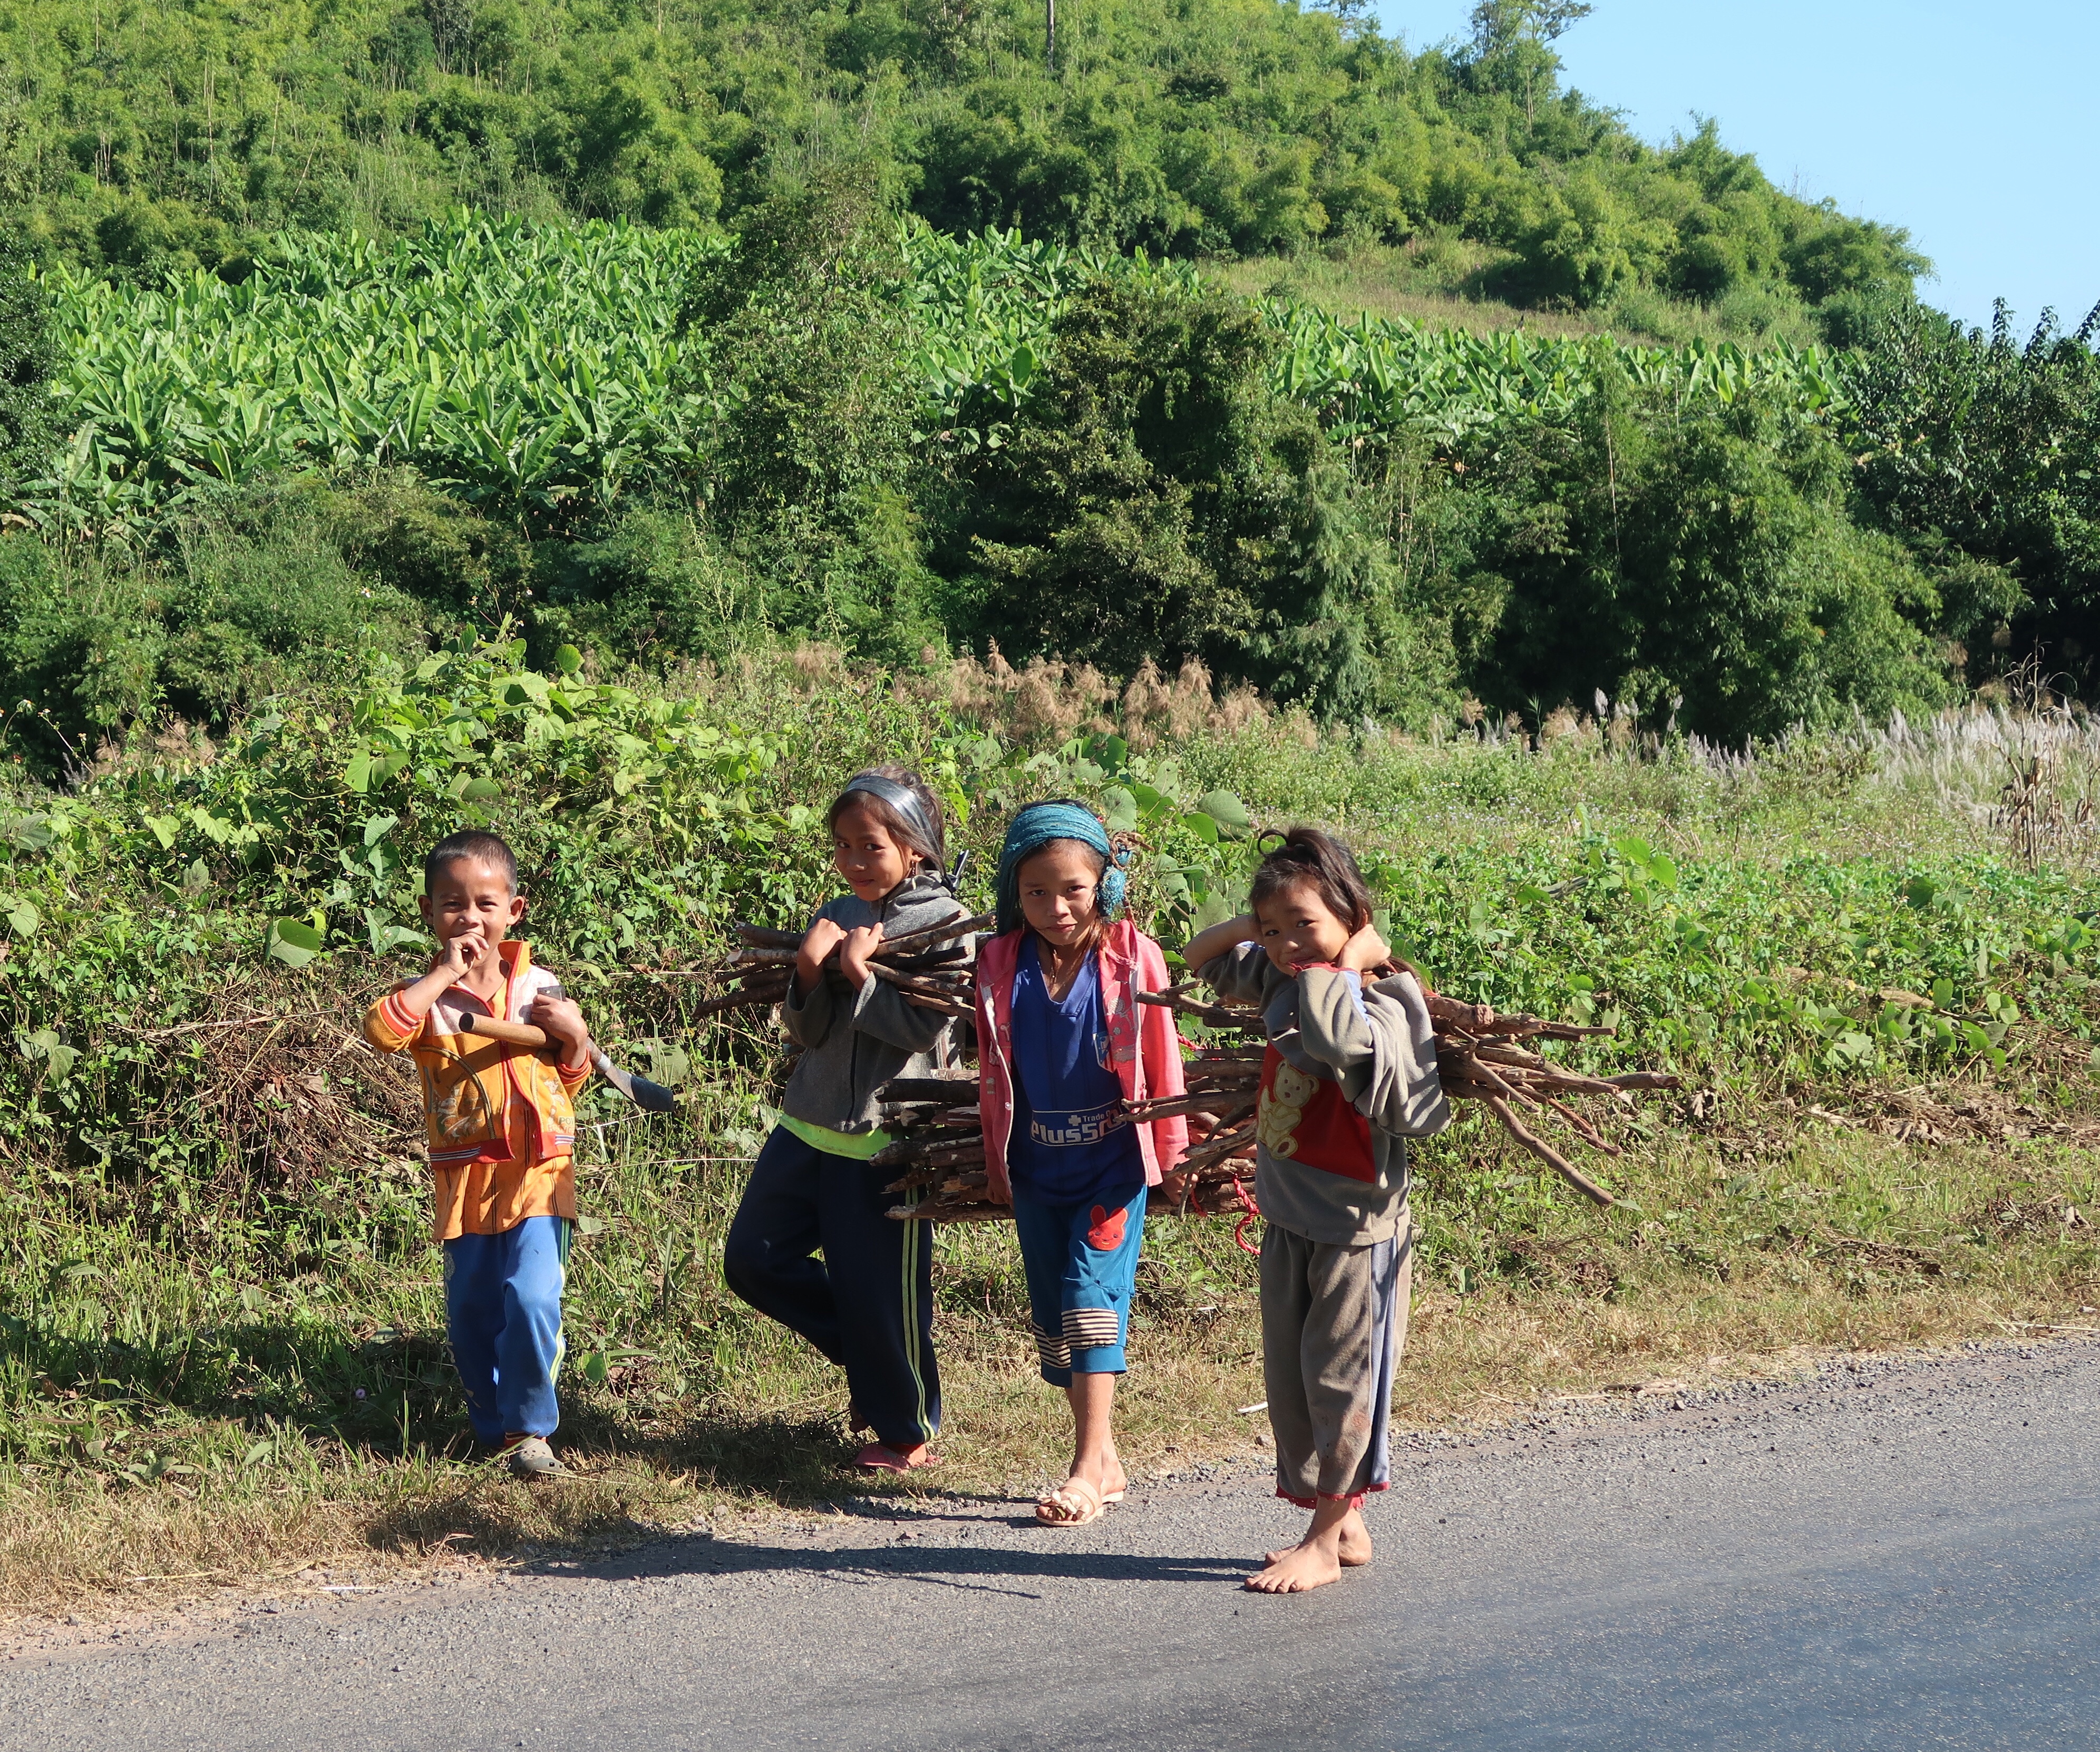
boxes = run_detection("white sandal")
[1035,1477,1106,1527]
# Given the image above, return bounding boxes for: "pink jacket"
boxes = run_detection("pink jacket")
[977,919,1190,1203]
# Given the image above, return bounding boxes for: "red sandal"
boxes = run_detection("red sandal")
[853,1440,939,1473]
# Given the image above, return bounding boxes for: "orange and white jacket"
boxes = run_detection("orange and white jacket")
[362,939,590,1240]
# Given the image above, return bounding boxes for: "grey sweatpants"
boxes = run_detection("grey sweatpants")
[1259,1211,1412,1506]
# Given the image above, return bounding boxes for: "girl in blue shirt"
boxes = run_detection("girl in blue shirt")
[977,802,1189,1527]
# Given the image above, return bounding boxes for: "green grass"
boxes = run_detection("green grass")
[4,648,2098,1618]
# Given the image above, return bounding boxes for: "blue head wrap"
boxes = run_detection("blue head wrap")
[995,801,1129,936]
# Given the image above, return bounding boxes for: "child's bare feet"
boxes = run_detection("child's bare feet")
[1265,1507,1371,1567]
[1245,1538,1345,1593]
[1247,1495,1360,1592]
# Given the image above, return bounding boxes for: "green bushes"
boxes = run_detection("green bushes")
[6,0,1921,335]
[0,480,438,753]
[1435,384,2014,741]
[944,275,1452,722]
[1842,301,2100,696]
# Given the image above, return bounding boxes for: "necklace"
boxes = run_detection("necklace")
[1039,935,1089,1002]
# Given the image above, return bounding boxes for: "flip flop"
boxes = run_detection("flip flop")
[854,1440,938,1474]
[1036,1477,1106,1527]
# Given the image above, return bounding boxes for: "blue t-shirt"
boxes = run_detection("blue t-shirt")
[1008,936,1144,1206]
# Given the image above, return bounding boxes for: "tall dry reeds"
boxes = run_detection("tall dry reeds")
[893,645,1268,749]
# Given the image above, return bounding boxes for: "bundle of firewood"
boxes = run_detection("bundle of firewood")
[1126,977,1682,1209]
[1418,990,1680,1207]
[871,1075,1003,1220]
[873,974,1678,1220]
[691,911,993,1021]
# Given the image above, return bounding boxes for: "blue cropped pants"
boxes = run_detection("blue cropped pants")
[1012,1183,1147,1386]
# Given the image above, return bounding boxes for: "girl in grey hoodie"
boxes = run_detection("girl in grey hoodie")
[1183,827,1448,1593]
[722,766,966,1472]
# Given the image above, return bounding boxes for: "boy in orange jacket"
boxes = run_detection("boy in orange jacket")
[362,830,593,1476]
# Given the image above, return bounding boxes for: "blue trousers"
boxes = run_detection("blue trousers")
[444,1215,570,1445]
[1012,1183,1147,1386]
[723,1126,940,1449]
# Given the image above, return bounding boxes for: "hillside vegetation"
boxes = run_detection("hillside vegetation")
[3,3,2094,743]
[7,0,1919,340]
[12,181,2096,759]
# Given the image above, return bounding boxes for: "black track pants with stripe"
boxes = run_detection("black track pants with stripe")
[724,1125,940,1448]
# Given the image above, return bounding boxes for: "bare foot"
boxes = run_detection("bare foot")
[1244,1540,1345,1593]
[1267,1506,1370,1567]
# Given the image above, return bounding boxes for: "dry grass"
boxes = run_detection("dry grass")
[1209,247,1628,342]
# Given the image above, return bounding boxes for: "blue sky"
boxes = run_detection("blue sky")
[1377,1,2098,334]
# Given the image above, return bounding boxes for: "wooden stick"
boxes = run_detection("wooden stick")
[1119,1091,1249,1124]
[1480,1094,1615,1206]
[876,911,995,957]
[1134,990,1264,1030]
[1540,1092,1620,1154]
[883,1139,986,1172]
[692,985,786,1019]
[457,1014,554,1050]
[872,1099,979,1124]
[867,963,964,999]
[878,1077,978,1103]
[1178,1119,1258,1174]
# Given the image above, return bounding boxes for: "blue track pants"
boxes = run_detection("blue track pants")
[443,1215,570,1445]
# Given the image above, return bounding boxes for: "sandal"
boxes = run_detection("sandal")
[1036,1476,1106,1528]
[854,1440,938,1474]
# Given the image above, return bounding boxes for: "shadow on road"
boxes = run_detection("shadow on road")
[556,1527,1250,1595]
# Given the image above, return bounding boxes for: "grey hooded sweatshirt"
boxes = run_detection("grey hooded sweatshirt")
[780,872,967,1137]
[1200,944,1450,1246]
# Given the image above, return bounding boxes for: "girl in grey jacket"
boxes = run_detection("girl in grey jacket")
[722,767,966,1472]
[1183,827,1448,1593]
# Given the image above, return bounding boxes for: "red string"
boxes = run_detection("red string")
[1230,1171,1262,1256]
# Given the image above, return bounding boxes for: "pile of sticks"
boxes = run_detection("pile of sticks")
[1126,977,1680,1210]
[872,1075,1004,1221]
[693,912,992,1021]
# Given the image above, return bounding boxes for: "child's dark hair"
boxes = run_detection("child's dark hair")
[828,764,946,872]
[425,829,519,894]
[1248,826,1372,930]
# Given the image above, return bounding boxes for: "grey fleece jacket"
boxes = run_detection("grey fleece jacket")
[1201,944,1450,1246]
[780,873,967,1137]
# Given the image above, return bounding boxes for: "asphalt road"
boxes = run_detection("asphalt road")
[7,1341,2098,1751]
